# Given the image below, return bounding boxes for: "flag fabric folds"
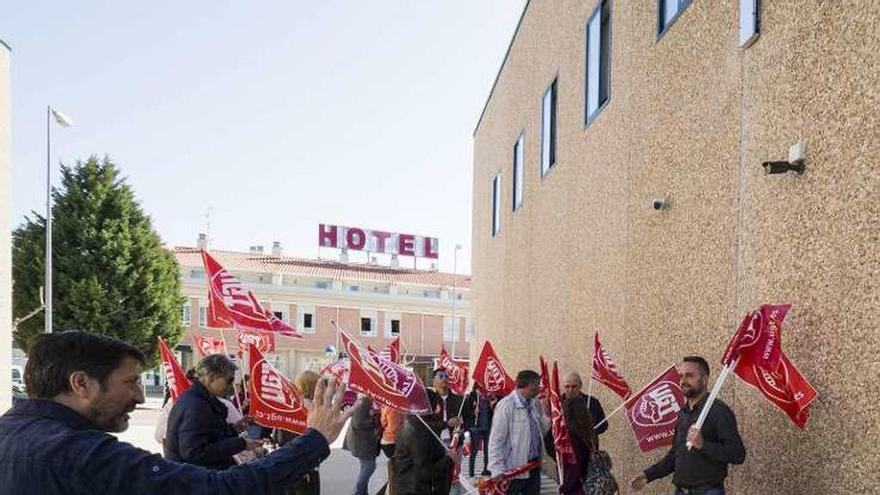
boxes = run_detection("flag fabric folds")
[248,344,307,434]
[158,337,190,401]
[477,459,542,494]
[191,334,228,358]
[439,346,470,395]
[549,361,582,494]
[592,333,631,400]
[472,341,515,398]
[623,365,686,452]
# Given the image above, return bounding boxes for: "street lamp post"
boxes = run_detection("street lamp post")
[45,106,73,333]
[450,243,462,360]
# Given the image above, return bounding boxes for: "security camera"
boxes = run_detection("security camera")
[652,198,666,210]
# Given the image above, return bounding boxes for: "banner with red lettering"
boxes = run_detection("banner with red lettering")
[592,333,632,400]
[734,352,817,429]
[201,250,301,337]
[342,329,431,414]
[191,334,228,358]
[722,304,789,369]
[158,337,190,401]
[472,341,515,398]
[439,347,470,396]
[538,356,550,399]
[477,459,542,495]
[321,357,350,385]
[248,344,308,434]
[238,329,276,354]
[624,365,686,452]
[550,361,581,493]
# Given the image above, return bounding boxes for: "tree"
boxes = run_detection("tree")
[13,156,184,361]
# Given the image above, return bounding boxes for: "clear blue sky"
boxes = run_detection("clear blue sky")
[2,1,526,274]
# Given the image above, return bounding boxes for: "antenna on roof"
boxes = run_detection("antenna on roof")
[203,205,213,249]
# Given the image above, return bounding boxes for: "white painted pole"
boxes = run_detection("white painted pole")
[592,399,627,430]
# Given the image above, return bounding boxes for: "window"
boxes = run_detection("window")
[586,0,612,124]
[658,0,692,36]
[182,304,192,326]
[198,302,207,327]
[391,319,400,336]
[298,305,316,333]
[513,134,524,211]
[443,317,458,342]
[466,319,475,341]
[314,281,330,289]
[491,173,501,236]
[739,0,759,47]
[189,269,205,280]
[360,310,377,336]
[424,290,441,299]
[384,312,401,337]
[271,305,289,323]
[541,79,557,176]
[349,285,360,292]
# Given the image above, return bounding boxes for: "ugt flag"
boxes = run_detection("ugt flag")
[472,341,515,397]
[722,304,789,369]
[158,337,190,401]
[624,365,685,452]
[538,355,550,398]
[550,361,582,493]
[201,250,302,337]
[379,338,401,363]
[238,329,276,354]
[248,344,307,434]
[592,333,632,399]
[477,459,542,495]
[321,357,350,385]
[438,346,470,395]
[341,329,431,414]
[191,334,228,358]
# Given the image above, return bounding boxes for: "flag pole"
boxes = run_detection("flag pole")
[687,357,739,450]
[592,399,627,430]
[218,328,244,415]
[415,414,450,451]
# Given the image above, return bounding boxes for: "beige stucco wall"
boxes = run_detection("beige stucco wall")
[0,41,12,412]
[471,2,879,493]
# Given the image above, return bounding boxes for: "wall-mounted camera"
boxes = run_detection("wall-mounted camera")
[763,142,806,175]
[652,197,666,210]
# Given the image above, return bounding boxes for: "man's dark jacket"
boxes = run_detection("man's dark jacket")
[164,380,245,469]
[393,414,453,495]
[0,398,330,494]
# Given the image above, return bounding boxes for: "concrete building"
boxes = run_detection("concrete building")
[471,2,878,494]
[171,239,471,385]
[0,40,11,412]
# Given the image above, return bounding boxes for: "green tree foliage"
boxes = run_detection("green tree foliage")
[12,156,184,361]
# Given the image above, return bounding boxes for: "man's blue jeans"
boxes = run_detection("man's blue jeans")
[352,457,377,495]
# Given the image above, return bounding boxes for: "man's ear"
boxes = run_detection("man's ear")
[68,371,100,399]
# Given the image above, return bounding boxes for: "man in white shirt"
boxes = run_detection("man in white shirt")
[487,370,550,495]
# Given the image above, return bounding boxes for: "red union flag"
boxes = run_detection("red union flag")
[191,334,228,358]
[592,333,632,399]
[550,361,581,493]
[248,344,307,434]
[237,329,276,354]
[722,304,790,369]
[734,349,817,429]
[472,341,515,397]
[624,365,686,452]
[341,329,431,414]
[158,337,190,401]
[538,356,550,399]
[201,250,302,337]
[379,338,401,364]
[438,347,470,395]
[477,459,542,495]
[320,357,350,384]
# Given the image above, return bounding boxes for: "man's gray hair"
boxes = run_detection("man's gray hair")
[564,371,583,386]
[196,354,237,380]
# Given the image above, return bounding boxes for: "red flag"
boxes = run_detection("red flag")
[722,304,789,369]
[439,347,470,395]
[158,337,190,401]
[550,361,581,493]
[191,334,228,358]
[201,250,302,337]
[379,338,401,364]
[237,329,276,354]
[321,357,350,385]
[472,341,516,397]
[538,356,550,399]
[734,350,817,429]
[592,333,631,399]
[341,329,431,414]
[624,365,686,452]
[248,344,308,434]
[477,459,542,494]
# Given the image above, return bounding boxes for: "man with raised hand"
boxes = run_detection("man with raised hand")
[0,330,351,494]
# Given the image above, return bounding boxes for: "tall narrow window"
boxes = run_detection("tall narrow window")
[739,0,759,47]
[586,0,611,124]
[541,79,557,176]
[491,173,501,236]
[658,0,692,36]
[513,134,524,211]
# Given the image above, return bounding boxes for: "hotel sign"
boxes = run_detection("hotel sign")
[318,224,439,259]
